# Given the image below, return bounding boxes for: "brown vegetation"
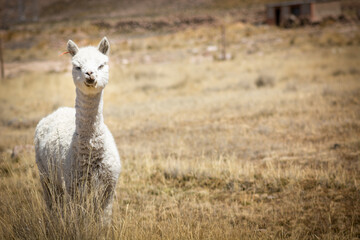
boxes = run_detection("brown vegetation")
[0,9,360,240]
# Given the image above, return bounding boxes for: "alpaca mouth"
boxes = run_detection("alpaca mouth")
[85,78,97,88]
[85,82,96,88]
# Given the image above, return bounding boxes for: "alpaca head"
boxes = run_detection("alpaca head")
[67,37,110,95]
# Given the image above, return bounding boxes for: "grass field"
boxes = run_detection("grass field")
[0,16,360,239]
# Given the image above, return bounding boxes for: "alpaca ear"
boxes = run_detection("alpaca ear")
[67,40,79,57]
[98,37,110,55]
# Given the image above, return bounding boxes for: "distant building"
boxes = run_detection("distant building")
[266,0,342,26]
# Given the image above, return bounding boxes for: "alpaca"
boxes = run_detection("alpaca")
[34,37,121,222]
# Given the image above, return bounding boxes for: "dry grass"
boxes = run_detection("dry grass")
[0,21,360,239]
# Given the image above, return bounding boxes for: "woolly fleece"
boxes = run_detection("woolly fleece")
[34,37,121,222]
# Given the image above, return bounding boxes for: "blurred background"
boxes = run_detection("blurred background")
[0,0,360,239]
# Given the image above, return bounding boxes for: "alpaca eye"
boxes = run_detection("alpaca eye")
[98,64,104,70]
[75,66,81,70]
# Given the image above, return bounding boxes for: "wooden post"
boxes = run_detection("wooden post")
[0,37,4,80]
[220,25,226,61]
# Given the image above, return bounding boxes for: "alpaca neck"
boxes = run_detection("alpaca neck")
[74,88,105,160]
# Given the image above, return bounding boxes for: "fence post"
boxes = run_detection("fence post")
[220,24,226,61]
[0,36,4,80]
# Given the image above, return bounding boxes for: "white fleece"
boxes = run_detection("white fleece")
[34,37,121,222]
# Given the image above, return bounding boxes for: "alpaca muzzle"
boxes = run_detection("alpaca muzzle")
[85,72,96,86]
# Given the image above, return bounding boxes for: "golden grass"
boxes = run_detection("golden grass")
[0,22,360,239]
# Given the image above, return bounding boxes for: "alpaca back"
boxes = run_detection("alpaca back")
[35,107,76,186]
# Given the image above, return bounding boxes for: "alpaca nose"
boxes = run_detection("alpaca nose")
[85,71,94,79]
[85,71,96,85]
[85,71,94,77]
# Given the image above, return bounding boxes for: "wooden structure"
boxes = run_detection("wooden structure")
[266,0,341,26]
[0,31,4,80]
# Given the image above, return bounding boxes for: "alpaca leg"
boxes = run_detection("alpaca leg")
[101,198,114,225]
[40,176,65,211]
[40,177,53,210]
[99,184,116,225]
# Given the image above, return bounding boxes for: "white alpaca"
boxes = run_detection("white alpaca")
[34,37,121,222]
